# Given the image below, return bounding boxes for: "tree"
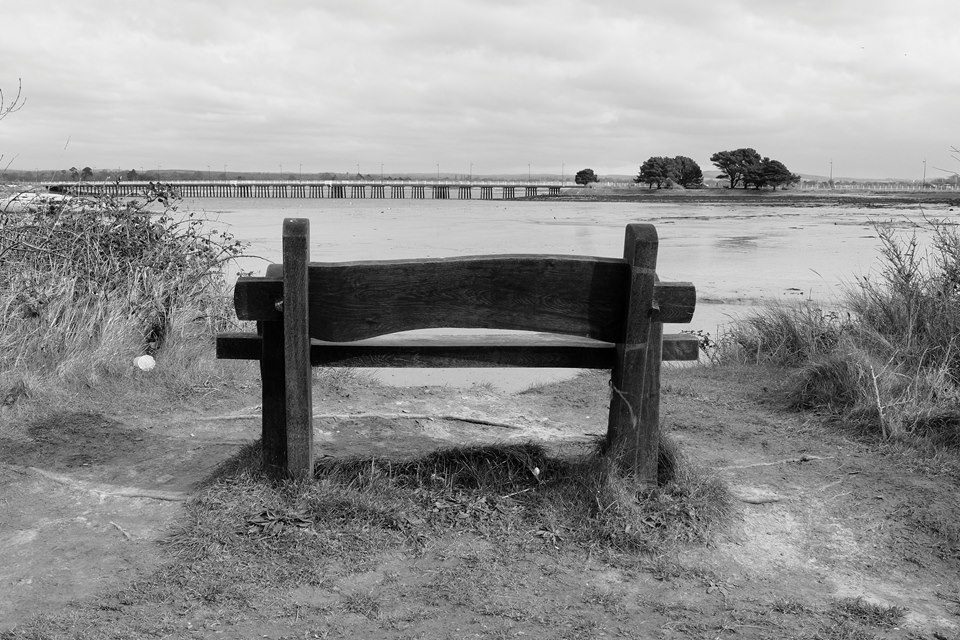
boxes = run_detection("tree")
[126,169,140,181]
[69,166,79,181]
[575,168,598,186]
[741,157,801,190]
[759,158,800,190]
[672,156,703,188]
[710,148,762,189]
[80,166,93,181]
[635,157,675,189]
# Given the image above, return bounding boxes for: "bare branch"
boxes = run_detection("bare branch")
[0,78,25,121]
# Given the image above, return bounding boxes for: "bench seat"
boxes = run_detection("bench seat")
[217,331,700,368]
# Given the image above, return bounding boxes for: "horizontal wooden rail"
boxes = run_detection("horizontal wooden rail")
[217,331,700,367]
[234,261,694,342]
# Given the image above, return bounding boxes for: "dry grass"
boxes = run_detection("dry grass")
[717,216,960,449]
[168,438,732,574]
[0,187,251,420]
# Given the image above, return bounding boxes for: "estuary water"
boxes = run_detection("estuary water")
[191,197,953,390]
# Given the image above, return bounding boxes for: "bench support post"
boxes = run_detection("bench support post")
[259,320,287,475]
[607,224,660,487]
[283,218,314,478]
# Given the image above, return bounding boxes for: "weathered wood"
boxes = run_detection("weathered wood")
[661,333,699,361]
[607,224,659,487]
[234,265,695,339]
[239,255,627,341]
[217,331,701,367]
[259,321,287,475]
[654,282,696,323]
[234,275,282,322]
[283,219,313,479]
[641,319,663,483]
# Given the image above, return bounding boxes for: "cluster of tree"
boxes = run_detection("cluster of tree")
[710,148,800,190]
[69,166,94,181]
[635,156,703,189]
[575,168,598,185]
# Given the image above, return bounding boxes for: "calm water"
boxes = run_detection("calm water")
[190,197,955,390]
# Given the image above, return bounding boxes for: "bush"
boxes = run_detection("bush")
[717,303,853,366]
[0,186,245,390]
[718,217,960,447]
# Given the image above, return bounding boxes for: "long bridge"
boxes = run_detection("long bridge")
[45,180,573,200]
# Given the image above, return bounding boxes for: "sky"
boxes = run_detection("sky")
[1,0,958,180]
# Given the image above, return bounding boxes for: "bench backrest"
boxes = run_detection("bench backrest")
[234,257,694,342]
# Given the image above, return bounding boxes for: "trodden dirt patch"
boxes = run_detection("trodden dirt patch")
[1,365,958,638]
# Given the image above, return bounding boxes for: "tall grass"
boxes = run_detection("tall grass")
[719,216,960,446]
[0,186,247,404]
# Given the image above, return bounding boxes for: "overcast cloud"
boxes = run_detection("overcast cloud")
[2,0,957,178]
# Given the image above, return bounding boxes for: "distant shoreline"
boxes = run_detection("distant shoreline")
[528,187,960,208]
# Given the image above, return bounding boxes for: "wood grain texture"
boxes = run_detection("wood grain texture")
[661,333,699,361]
[234,276,282,321]
[608,224,659,487]
[217,331,700,365]
[640,319,663,484]
[282,219,313,479]
[308,255,628,342]
[235,256,626,340]
[234,265,696,334]
[654,282,696,323]
[259,321,287,476]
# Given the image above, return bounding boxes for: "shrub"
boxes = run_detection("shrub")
[718,216,960,447]
[0,186,245,389]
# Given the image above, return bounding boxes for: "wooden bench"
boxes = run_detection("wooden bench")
[216,218,697,486]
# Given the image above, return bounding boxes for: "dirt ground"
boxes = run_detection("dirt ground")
[1,365,958,638]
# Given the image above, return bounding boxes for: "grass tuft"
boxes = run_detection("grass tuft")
[830,597,906,630]
[162,438,731,585]
[717,216,960,450]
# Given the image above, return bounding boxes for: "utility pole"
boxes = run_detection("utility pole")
[437,163,440,180]
[528,163,531,181]
[923,159,927,189]
[469,162,473,182]
[299,163,302,182]
[829,159,833,188]
[380,162,383,181]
